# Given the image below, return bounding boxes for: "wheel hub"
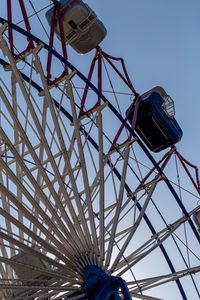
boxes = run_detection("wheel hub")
[83,265,132,300]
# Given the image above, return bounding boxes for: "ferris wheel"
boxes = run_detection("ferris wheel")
[0,1,199,299]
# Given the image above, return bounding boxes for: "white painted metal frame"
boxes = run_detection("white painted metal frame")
[0,28,199,300]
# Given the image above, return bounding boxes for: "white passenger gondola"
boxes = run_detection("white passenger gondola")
[46,0,107,54]
[193,210,200,233]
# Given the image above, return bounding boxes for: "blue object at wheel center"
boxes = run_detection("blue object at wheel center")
[84,265,132,300]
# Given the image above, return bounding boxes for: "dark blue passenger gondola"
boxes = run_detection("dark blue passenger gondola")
[127,87,183,152]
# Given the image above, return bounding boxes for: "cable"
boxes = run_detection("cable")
[28,0,50,38]
[16,4,52,26]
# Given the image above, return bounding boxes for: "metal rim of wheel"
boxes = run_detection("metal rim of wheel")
[0,1,199,299]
